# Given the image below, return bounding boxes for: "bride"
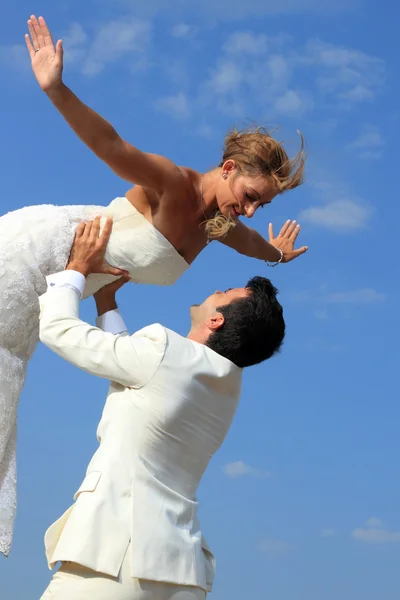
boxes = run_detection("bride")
[0,15,308,557]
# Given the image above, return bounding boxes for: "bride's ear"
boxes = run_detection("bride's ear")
[221,160,237,177]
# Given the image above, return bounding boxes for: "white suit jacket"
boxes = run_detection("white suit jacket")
[39,278,242,592]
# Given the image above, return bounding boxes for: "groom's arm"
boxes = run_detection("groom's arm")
[94,287,129,336]
[96,309,129,336]
[39,271,166,388]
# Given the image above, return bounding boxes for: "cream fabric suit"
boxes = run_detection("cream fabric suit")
[39,282,242,594]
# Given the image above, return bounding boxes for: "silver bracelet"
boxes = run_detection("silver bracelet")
[265,248,283,267]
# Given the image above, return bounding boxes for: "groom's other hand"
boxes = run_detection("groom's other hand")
[67,217,130,278]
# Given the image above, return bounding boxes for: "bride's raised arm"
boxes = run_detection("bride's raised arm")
[25,15,181,192]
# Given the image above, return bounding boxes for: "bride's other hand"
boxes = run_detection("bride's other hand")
[94,276,131,302]
[93,276,130,316]
[268,220,308,263]
[25,15,63,92]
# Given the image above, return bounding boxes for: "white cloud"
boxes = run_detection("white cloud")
[293,285,386,325]
[299,169,374,233]
[304,39,385,106]
[299,199,373,232]
[163,59,189,87]
[366,517,385,528]
[62,23,88,65]
[300,336,343,353]
[347,125,385,159]
[208,60,243,95]
[341,85,373,102]
[191,32,385,123]
[320,528,336,538]
[274,89,314,116]
[17,19,151,78]
[171,23,196,38]
[223,461,271,479]
[1,19,152,80]
[268,54,291,88]
[154,92,191,120]
[0,18,151,76]
[197,124,216,139]
[315,309,329,320]
[81,19,151,76]
[223,31,269,56]
[294,286,386,307]
[354,529,400,543]
[324,288,386,305]
[0,44,30,74]
[116,0,357,20]
[260,538,293,555]
[352,518,400,544]
[7,18,383,134]
[208,33,289,97]
[201,34,297,119]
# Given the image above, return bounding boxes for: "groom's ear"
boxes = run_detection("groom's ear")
[206,311,225,332]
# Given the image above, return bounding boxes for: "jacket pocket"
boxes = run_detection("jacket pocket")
[73,471,102,500]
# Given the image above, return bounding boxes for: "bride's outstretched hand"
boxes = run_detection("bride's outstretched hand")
[268,220,308,263]
[25,15,63,92]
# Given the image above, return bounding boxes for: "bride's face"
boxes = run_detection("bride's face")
[215,164,278,221]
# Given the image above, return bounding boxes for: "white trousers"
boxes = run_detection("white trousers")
[40,546,207,600]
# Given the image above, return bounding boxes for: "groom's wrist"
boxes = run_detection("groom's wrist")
[66,261,90,278]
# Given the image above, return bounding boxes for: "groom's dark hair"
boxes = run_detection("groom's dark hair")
[206,276,285,368]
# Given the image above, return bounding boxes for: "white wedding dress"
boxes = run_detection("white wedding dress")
[0,196,189,557]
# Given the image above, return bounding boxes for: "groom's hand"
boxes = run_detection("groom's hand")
[67,217,129,278]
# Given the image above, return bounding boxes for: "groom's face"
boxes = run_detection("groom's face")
[190,287,249,328]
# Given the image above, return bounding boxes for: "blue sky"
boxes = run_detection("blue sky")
[1,0,400,598]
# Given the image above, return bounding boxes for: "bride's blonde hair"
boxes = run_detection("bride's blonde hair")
[205,126,306,240]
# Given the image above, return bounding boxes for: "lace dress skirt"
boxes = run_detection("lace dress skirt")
[0,203,103,557]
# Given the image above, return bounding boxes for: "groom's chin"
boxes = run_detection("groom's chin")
[189,304,200,320]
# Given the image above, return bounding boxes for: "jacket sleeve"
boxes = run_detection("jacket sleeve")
[39,286,166,388]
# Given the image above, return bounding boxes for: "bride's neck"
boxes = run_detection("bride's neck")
[201,169,221,217]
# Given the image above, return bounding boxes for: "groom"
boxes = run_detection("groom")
[38,217,285,599]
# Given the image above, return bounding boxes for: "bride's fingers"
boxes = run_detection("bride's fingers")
[278,220,291,237]
[285,220,297,238]
[101,265,129,277]
[103,274,130,289]
[110,275,131,291]
[25,34,35,59]
[30,15,45,49]
[38,16,54,47]
[289,224,301,242]
[27,20,39,51]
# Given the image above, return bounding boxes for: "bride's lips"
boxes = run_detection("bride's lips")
[232,206,241,218]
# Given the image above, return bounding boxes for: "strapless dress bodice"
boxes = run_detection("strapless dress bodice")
[82,197,190,298]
